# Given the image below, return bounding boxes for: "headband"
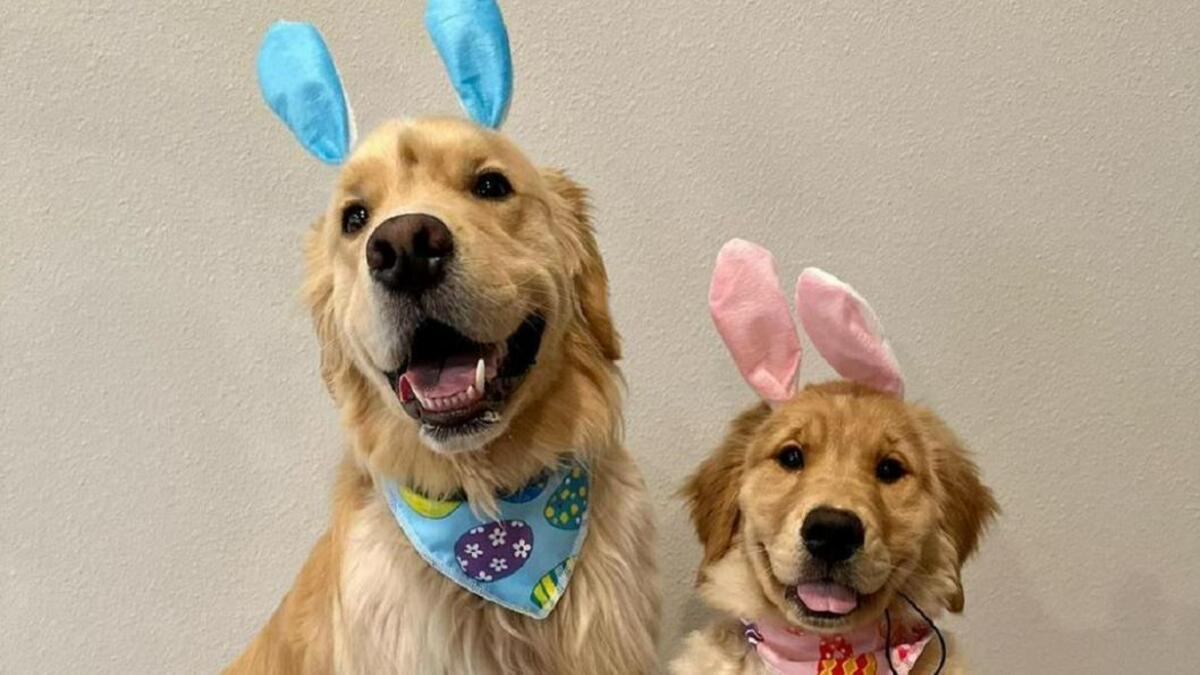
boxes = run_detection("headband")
[255,0,513,165]
[709,239,904,406]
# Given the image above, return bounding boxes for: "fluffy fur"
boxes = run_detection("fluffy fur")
[226,118,659,674]
[671,382,996,674]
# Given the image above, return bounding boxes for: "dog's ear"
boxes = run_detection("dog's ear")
[304,219,348,400]
[915,406,998,612]
[681,404,770,572]
[540,169,621,361]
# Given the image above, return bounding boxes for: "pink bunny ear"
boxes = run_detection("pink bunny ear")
[795,268,904,397]
[709,239,802,406]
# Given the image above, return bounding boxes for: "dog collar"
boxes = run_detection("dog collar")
[382,460,589,619]
[742,617,932,675]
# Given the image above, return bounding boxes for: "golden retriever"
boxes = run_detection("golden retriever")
[672,241,996,673]
[671,383,996,674]
[226,117,659,674]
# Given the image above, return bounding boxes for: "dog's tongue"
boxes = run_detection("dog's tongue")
[794,582,858,615]
[405,353,479,400]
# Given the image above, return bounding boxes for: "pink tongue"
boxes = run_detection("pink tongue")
[405,353,478,400]
[795,583,858,615]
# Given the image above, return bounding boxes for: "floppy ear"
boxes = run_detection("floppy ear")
[914,406,998,612]
[541,170,620,361]
[709,239,803,406]
[681,405,770,571]
[425,0,513,129]
[257,22,356,165]
[303,219,348,399]
[795,267,904,397]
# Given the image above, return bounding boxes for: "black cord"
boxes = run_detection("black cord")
[884,594,946,675]
[884,608,898,675]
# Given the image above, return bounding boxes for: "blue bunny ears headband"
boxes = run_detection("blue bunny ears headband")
[256,0,513,165]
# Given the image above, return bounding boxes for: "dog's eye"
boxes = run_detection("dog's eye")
[341,204,370,235]
[472,171,513,200]
[776,445,805,471]
[875,458,906,484]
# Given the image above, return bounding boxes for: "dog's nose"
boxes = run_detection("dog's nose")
[802,507,865,564]
[366,214,455,293]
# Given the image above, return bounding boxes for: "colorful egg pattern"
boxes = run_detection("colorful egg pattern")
[400,486,462,519]
[530,557,575,610]
[818,636,877,675]
[392,461,589,615]
[454,520,534,583]
[543,466,588,530]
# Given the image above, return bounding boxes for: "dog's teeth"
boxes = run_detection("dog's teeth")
[475,357,486,394]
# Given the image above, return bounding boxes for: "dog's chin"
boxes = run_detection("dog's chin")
[417,414,510,454]
[380,314,546,455]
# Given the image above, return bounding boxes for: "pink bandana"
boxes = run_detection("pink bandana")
[743,618,933,675]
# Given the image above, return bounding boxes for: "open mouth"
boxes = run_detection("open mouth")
[785,581,860,622]
[385,315,545,440]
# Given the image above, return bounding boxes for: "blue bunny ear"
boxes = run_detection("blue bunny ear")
[256,22,355,165]
[425,0,513,129]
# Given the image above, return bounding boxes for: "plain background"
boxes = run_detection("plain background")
[2,1,1197,672]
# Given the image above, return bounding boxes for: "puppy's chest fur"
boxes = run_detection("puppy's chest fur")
[334,460,657,675]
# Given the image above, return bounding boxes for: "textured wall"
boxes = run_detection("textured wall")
[2,1,1197,672]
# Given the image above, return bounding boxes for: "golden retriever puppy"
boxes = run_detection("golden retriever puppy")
[225,117,659,674]
[671,241,996,674]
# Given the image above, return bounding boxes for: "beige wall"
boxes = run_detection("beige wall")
[2,1,1197,672]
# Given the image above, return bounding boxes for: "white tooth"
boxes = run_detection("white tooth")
[467,384,477,401]
[475,357,486,394]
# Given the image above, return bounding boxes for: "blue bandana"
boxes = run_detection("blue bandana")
[383,460,590,619]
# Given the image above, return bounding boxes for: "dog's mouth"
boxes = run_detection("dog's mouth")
[785,581,861,623]
[385,315,545,440]
[756,543,870,627]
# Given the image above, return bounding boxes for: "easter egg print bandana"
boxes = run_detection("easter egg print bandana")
[743,618,932,675]
[383,460,589,619]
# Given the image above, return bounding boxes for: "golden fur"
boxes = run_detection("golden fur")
[671,382,996,674]
[226,118,659,674]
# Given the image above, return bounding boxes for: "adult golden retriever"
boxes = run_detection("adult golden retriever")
[672,381,996,674]
[226,117,659,674]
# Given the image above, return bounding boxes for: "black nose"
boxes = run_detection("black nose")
[802,507,865,564]
[366,214,454,293]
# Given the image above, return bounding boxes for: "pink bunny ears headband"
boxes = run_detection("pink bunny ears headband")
[256,0,513,165]
[709,239,904,407]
